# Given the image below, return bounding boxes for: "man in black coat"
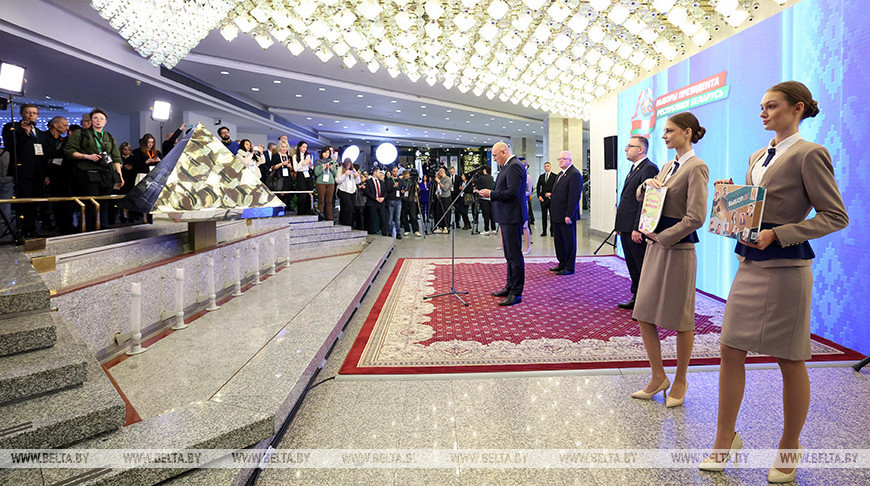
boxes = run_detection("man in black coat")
[1,103,44,237]
[477,142,527,306]
[363,168,389,236]
[549,152,583,275]
[536,161,556,236]
[615,136,659,309]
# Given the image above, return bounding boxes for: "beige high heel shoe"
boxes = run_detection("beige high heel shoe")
[630,377,670,399]
[768,443,802,483]
[699,432,743,472]
[666,382,688,408]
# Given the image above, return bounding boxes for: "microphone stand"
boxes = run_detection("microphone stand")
[594,228,617,254]
[424,171,482,307]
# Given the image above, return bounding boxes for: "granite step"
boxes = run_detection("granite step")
[0,344,125,449]
[0,318,87,404]
[0,249,51,316]
[40,401,272,486]
[0,309,58,357]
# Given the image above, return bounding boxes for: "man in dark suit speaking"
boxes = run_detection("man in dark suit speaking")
[615,136,659,309]
[476,142,527,306]
[549,151,583,275]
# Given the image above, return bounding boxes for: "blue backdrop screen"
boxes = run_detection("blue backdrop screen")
[617,0,868,354]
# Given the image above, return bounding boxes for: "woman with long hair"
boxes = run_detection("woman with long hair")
[314,147,337,221]
[335,158,360,226]
[631,111,709,409]
[293,141,313,215]
[132,133,161,171]
[700,82,848,482]
[270,140,295,207]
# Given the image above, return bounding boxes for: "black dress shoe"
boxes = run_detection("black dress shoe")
[491,288,510,297]
[540,233,547,237]
[499,294,522,306]
[396,234,403,240]
[549,266,563,272]
[617,298,636,310]
[556,269,574,275]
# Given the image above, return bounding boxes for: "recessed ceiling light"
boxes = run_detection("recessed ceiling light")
[396,109,401,112]
[466,121,470,123]
[333,100,340,103]
[318,87,326,91]
[366,105,372,108]
[422,114,427,117]
[490,117,495,120]
[251,87,260,91]
[390,100,397,103]
[343,126,348,128]
[485,123,490,126]
[335,120,340,123]
[295,94,302,97]
[509,121,514,123]
[45,96,51,99]
[357,94,364,98]
[420,105,427,108]
[306,117,312,120]
[502,126,506,129]
[220,71,229,75]
[273,80,281,84]
[318,123,323,126]
[446,109,452,112]
[445,117,450,120]
[525,123,530,126]
[470,114,475,117]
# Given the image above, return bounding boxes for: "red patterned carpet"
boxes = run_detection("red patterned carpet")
[340,257,862,375]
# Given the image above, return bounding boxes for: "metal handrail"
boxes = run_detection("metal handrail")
[0,195,128,234]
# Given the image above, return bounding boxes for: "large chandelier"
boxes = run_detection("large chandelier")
[93,1,788,119]
[90,0,237,68]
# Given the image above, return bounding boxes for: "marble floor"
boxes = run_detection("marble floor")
[251,217,870,486]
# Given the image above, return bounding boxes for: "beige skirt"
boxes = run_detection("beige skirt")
[632,242,697,331]
[721,259,813,361]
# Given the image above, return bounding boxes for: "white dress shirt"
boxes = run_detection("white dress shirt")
[750,132,802,185]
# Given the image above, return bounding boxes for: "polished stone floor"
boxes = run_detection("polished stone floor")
[252,217,870,485]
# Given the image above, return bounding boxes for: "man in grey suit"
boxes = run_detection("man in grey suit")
[615,136,659,309]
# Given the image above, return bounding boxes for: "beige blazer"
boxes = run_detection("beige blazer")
[637,156,709,248]
[743,140,849,267]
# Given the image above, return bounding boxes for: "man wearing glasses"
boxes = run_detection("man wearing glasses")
[615,136,659,310]
[477,141,527,306]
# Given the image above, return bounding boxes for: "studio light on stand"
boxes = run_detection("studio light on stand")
[151,100,171,141]
[0,60,26,245]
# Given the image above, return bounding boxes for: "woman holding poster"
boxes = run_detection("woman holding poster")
[631,112,709,409]
[701,82,848,482]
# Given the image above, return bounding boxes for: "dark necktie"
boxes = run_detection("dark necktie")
[761,147,776,167]
[669,161,680,177]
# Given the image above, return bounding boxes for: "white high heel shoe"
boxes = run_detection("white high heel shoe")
[699,432,743,472]
[768,443,802,483]
[630,377,670,399]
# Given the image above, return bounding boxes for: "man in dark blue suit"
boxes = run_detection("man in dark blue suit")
[615,136,659,309]
[549,151,583,275]
[477,142,527,306]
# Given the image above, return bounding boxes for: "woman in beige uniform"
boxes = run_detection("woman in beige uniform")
[631,112,709,408]
[700,82,848,482]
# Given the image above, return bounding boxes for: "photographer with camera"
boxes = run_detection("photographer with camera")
[400,169,422,237]
[335,158,360,227]
[65,108,123,231]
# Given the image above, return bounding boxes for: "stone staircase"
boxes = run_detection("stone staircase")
[0,250,126,454]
